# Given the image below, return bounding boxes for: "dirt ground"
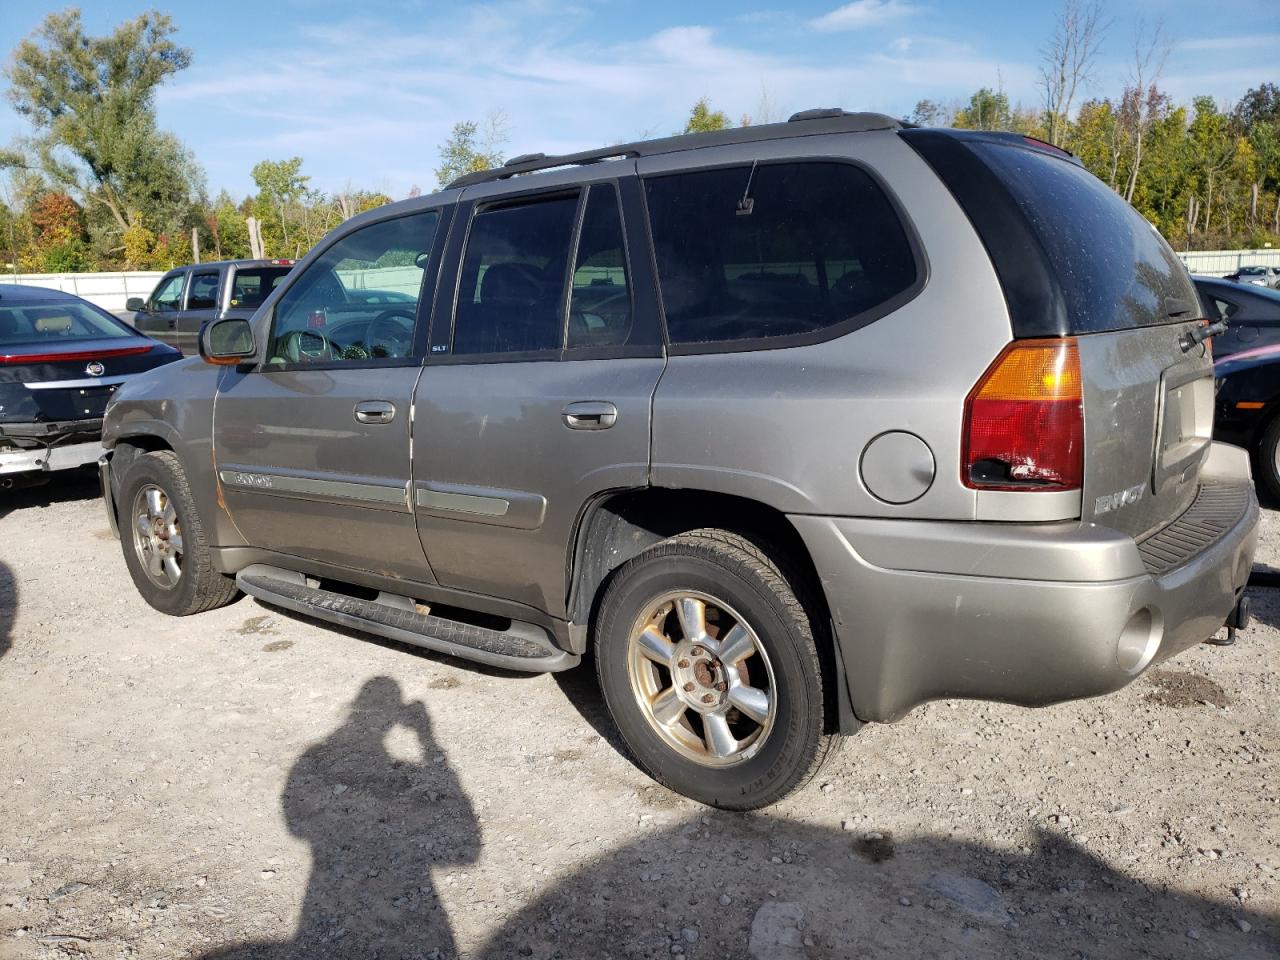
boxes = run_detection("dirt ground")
[0,472,1277,960]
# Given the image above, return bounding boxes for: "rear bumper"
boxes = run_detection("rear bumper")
[0,435,104,475]
[793,442,1259,722]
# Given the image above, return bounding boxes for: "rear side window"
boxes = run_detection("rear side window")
[231,267,290,308]
[569,184,631,349]
[453,195,578,355]
[186,271,219,310]
[644,162,917,346]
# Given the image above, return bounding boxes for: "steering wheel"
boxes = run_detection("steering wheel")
[364,308,416,358]
[278,328,335,363]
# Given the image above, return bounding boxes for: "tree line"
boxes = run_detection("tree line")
[1,6,1276,276]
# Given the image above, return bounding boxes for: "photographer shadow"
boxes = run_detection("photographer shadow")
[202,676,478,959]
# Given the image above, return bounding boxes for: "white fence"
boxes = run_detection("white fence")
[0,270,163,313]
[334,265,423,298]
[1177,249,1280,275]
[4,251,1279,314]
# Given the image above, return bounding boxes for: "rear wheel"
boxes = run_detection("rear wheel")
[118,450,239,616]
[1257,415,1280,504]
[595,529,837,809]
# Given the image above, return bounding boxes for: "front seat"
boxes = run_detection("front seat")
[456,263,544,354]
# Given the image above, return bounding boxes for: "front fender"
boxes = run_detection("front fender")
[102,357,247,548]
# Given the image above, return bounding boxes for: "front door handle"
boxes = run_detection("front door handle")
[562,401,617,430]
[354,400,396,425]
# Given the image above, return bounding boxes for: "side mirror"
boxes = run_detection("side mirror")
[199,318,256,366]
[125,297,145,312]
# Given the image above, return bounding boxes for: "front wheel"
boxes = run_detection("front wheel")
[595,529,838,809]
[118,450,240,616]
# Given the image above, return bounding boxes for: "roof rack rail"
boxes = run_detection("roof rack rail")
[447,110,906,190]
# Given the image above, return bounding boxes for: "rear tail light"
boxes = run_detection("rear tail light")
[962,337,1083,490]
[0,344,154,365]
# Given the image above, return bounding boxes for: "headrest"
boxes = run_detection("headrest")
[480,263,539,303]
[35,314,73,333]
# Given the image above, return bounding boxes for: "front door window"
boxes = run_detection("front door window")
[150,274,184,313]
[268,211,440,364]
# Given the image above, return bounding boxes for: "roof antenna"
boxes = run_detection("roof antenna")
[737,161,758,216]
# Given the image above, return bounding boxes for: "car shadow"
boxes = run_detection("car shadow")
[195,682,1279,960]
[0,467,101,522]
[0,560,13,661]
[551,651,641,770]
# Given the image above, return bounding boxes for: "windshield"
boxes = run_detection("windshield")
[1238,267,1266,276]
[0,299,135,347]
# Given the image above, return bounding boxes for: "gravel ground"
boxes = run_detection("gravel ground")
[0,471,1277,960]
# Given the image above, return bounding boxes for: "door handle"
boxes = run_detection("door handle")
[167,318,177,329]
[562,401,617,430]
[354,400,396,425]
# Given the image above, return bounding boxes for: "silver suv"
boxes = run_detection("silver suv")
[99,110,1259,809]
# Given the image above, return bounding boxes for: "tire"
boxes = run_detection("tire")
[118,450,239,616]
[594,528,838,810]
[1257,415,1280,505]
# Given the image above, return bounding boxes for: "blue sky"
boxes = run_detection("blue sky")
[0,0,1276,200]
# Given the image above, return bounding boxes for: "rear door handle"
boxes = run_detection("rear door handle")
[354,400,396,425]
[562,401,617,430]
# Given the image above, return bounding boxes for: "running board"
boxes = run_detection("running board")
[235,564,579,673]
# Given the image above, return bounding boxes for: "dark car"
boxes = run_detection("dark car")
[1,284,180,488]
[1193,275,1280,359]
[1214,342,1280,500]
[1222,264,1280,288]
[128,259,295,355]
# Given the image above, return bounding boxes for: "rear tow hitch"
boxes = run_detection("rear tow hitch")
[1206,595,1251,647]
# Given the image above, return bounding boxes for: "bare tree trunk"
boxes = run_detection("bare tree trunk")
[1204,173,1215,233]
[1038,0,1109,147]
[246,217,264,260]
[1125,127,1143,203]
[190,227,199,264]
[1120,19,1169,205]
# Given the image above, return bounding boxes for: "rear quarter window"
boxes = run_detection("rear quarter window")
[643,161,919,348]
[973,142,1192,334]
[905,129,1197,337]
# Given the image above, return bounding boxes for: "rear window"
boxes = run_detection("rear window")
[904,130,1196,337]
[644,162,918,347]
[0,300,133,346]
[231,267,291,309]
[972,142,1192,334]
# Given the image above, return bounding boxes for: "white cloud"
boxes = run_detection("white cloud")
[1178,33,1280,52]
[809,0,920,33]
[152,2,1033,197]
